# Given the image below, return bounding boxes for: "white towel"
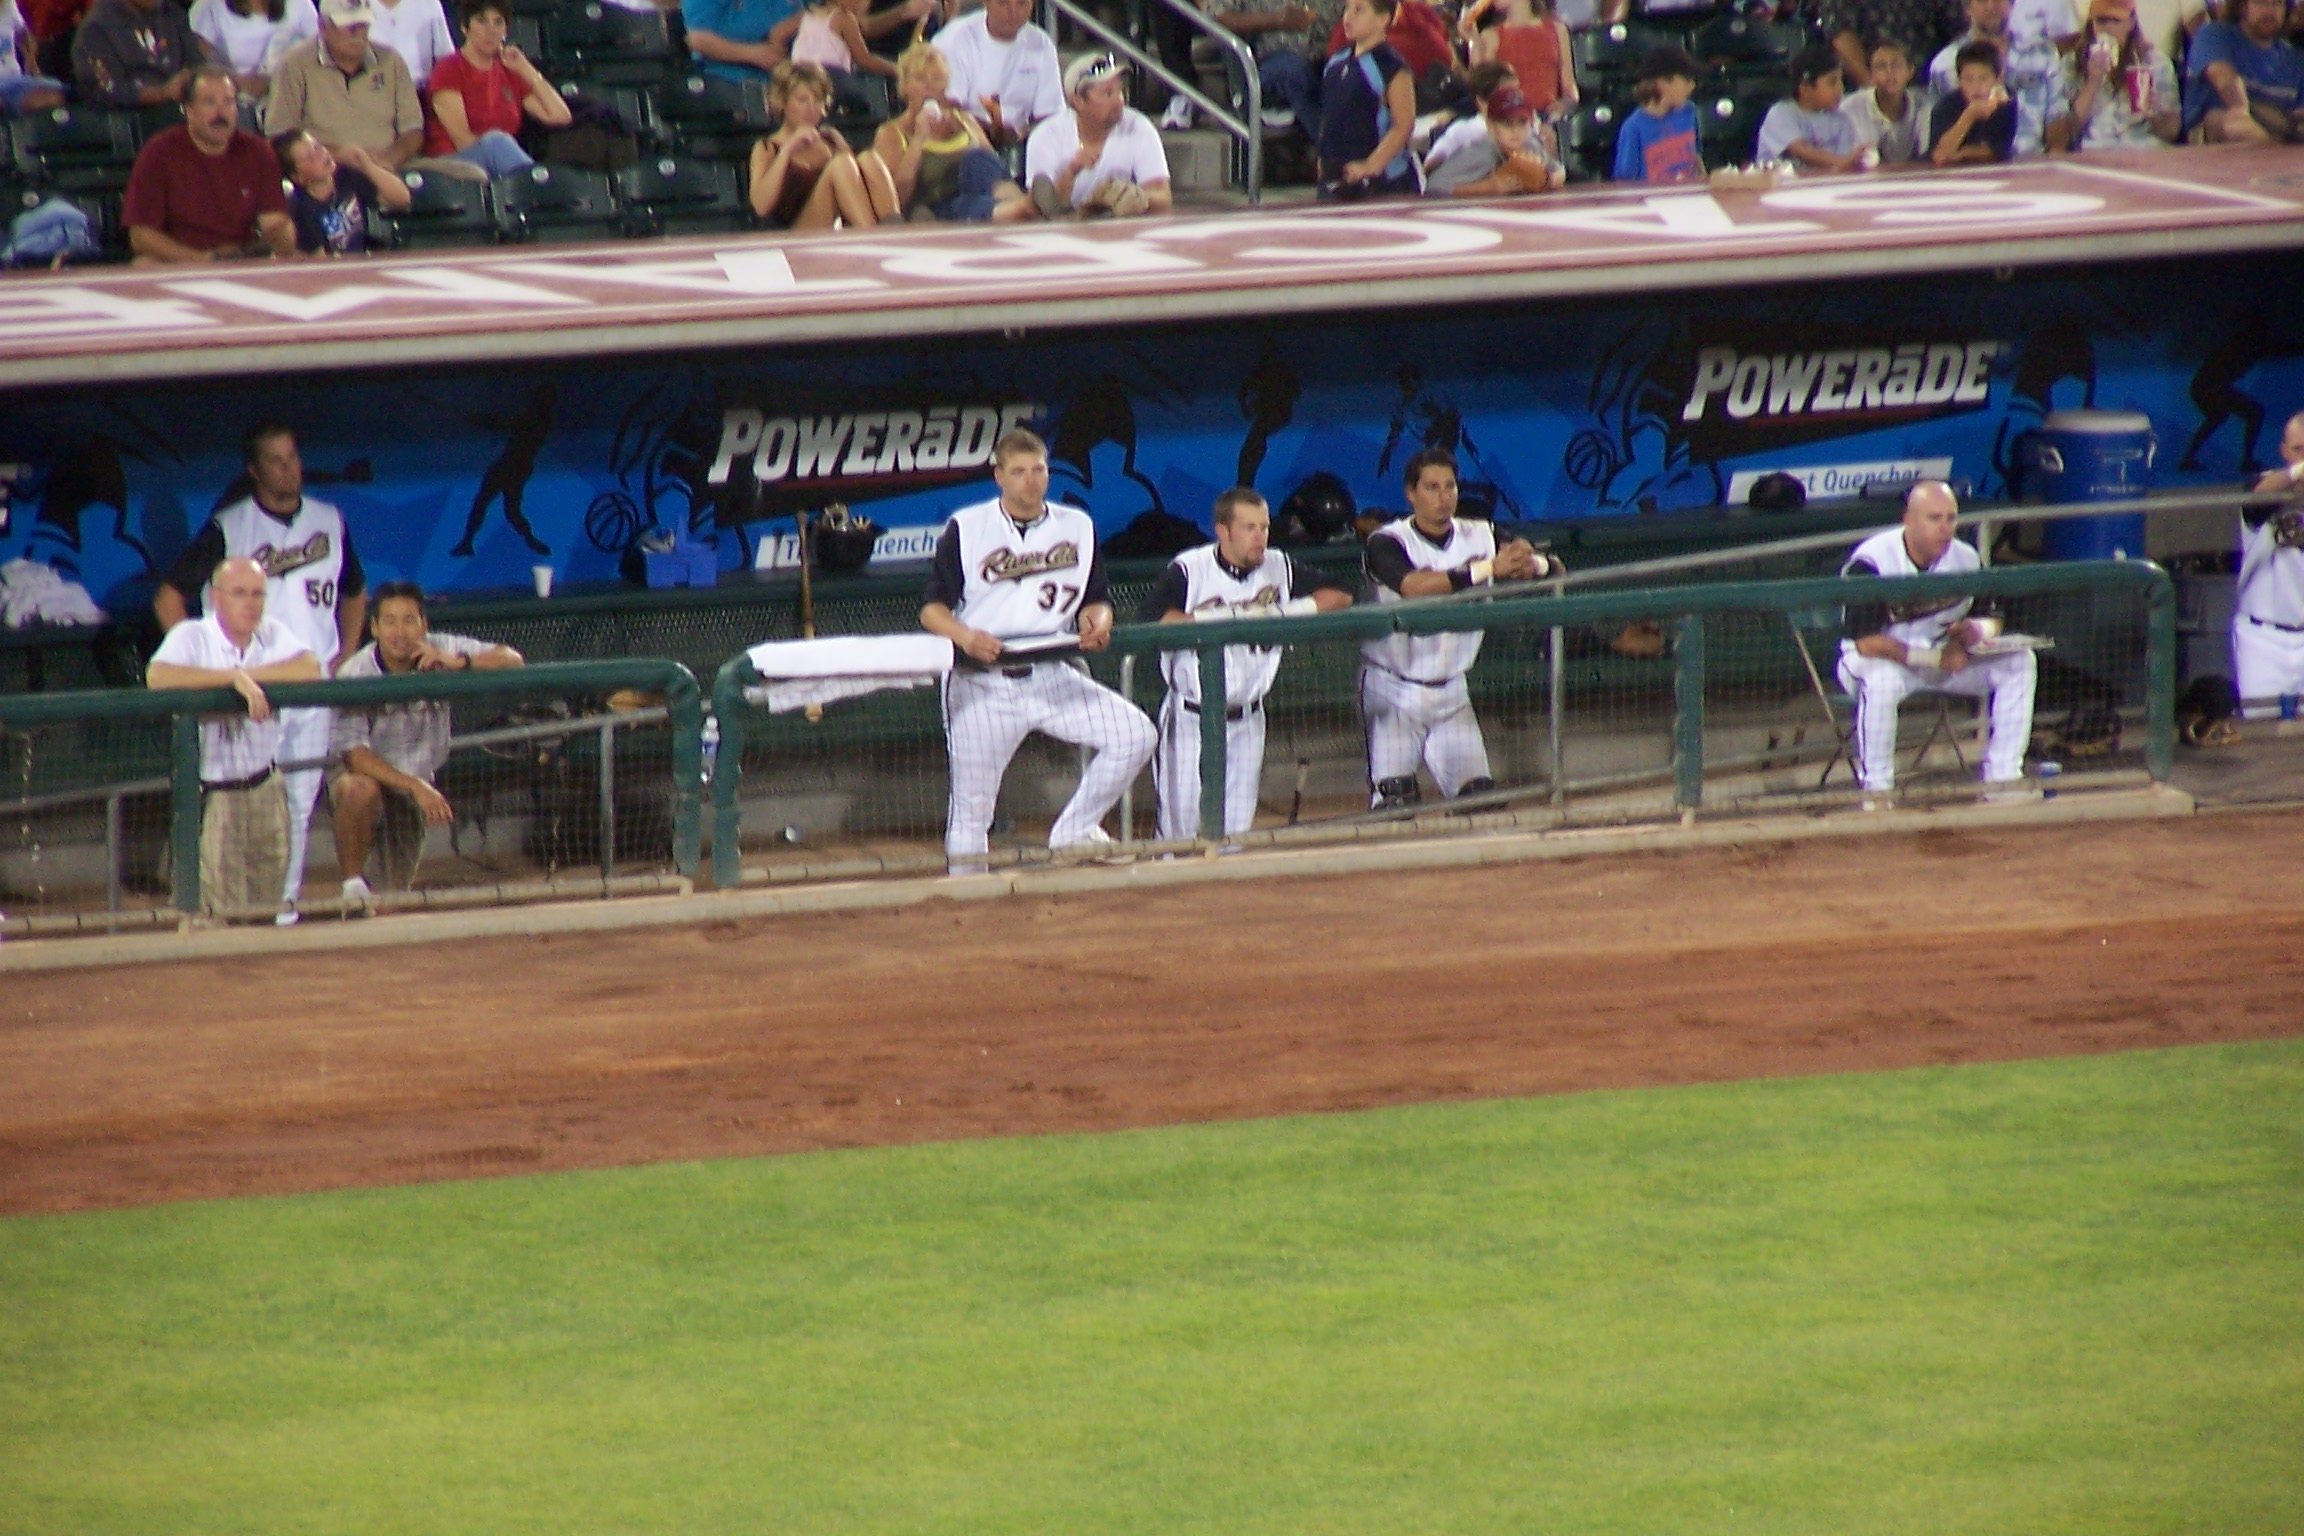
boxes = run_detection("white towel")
[746,633,953,715]
[0,559,107,630]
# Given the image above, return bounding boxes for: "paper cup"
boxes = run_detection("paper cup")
[532,564,554,598]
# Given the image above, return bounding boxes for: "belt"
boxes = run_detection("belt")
[999,663,1038,680]
[1369,666,1453,689]
[202,766,275,793]
[1179,698,1260,721]
[2247,614,2304,634]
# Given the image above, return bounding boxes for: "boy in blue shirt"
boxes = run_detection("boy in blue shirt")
[1612,44,1702,181]
[1929,38,2018,160]
[2185,0,2304,143]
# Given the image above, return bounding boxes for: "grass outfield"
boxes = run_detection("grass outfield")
[3,1041,2299,1535]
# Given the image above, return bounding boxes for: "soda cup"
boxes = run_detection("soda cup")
[2038,761,2061,799]
[2129,67,2152,115]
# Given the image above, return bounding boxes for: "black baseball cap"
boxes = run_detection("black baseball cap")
[1637,44,1701,82]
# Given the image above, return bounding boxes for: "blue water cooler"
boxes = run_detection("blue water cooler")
[2018,410,2155,560]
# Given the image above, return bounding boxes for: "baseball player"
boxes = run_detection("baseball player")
[1139,487,1353,840]
[1838,479,2036,802]
[1360,447,1559,810]
[2231,410,2304,718]
[156,424,367,921]
[921,428,1157,874]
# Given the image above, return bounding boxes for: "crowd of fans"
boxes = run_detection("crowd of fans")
[0,0,2299,261]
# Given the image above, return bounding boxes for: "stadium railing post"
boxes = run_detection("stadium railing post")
[709,654,758,890]
[2145,568,2176,782]
[1673,612,1705,816]
[1197,643,1228,842]
[169,711,202,916]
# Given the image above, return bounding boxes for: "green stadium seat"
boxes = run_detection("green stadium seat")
[655,73,773,160]
[494,161,620,242]
[508,14,545,59]
[372,167,496,248]
[556,76,664,146]
[613,153,746,236]
[1698,88,1770,168]
[8,106,142,194]
[1690,13,1808,67]
[1560,99,1622,181]
[1574,21,1669,83]
[548,1,676,86]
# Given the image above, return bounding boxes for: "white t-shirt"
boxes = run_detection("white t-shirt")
[1756,99,1863,161]
[1840,85,1934,162]
[1422,113,1486,171]
[367,0,456,85]
[936,11,1062,133]
[1023,106,1170,206]
[0,0,28,82]
[152,612,314,781]
[189,0,319,75]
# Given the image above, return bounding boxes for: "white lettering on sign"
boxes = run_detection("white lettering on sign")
[706,401,1043,485]
[1144,215,1502,262]
[1728,458,1954,502]
[837,231,1202,282]
[1760,179,2103,225]
[754,524,943,570]
[1441,192,1821,241]
[1682,341,2002,423]
[0,285,215,337]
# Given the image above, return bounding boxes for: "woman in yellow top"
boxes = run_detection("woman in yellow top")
[859,43,1035,222]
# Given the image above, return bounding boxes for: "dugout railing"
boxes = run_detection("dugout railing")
[706,559,2176,888]
[0,659,703,934]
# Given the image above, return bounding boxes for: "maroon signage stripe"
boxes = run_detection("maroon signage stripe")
[1,151,2298,386]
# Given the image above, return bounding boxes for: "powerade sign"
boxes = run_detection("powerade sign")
[706,400,1044,505]
[1681,341,2004,425]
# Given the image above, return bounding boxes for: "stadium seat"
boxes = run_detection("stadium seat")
[1698,88,1767,168]
[1690,12,1808,67]
[7,106,142,194]
[505,0,558,14]
[1574,21,1668,84]
[556,76,665,147]
[508,14,545,60]
[547,1,676,86]
[613,154,746,236]
[826,71,892,152]
[372,167,496,248]
[1559,100,1622,181]
[494,161,619,242]
[655,73,773,161]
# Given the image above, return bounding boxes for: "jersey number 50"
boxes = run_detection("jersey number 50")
[1036,582,1081,613]
[305,579,336,608]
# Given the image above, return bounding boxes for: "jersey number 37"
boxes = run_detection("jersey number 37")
[1035,582,1081,613]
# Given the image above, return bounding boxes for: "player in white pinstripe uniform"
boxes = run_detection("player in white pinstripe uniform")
[2232,412,2304,717]
[921,429,1157,874]
[1360,448,1557,810]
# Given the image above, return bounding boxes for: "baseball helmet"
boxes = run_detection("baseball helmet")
[1277,471,1356,544]
[810,504,882,574]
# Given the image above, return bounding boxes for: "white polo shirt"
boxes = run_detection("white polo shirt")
[937,11,1062,132]
[1024,106,1170,207]
[151,612,315,783]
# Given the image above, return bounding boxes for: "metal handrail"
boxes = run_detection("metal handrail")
[1041,0,1263,203]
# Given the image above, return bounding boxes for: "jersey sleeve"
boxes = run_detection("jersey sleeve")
[337,523,365,599]
[1081,540,1112,609]
[1138,559,1190,622]
[921,521,965,609]
[1288,557,1349,600]
[1364,531,1416,595]
[1841,556,1889,640]
[163,520,230,603]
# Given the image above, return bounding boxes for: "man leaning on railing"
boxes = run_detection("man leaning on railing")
[326,578,523,912]
[144,556,322,920]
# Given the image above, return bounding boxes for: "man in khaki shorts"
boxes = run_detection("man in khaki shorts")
[328,580,523,906]
[146,557,322,918]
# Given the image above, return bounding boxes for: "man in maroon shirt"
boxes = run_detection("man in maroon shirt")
[123,64,294,262]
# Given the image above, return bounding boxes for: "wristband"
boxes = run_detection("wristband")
[1447,568,1473,592]
[1906,645,1942,670]
[1468,558,1495,587]
[1281,596,1319,617]
[1189,603,1239,622]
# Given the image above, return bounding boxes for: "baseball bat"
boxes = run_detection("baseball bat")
[797,511,823,724]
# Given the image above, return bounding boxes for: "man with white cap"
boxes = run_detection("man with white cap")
[265,0,425,171]
[1023,52,1172,218]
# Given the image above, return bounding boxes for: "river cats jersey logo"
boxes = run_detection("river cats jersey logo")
[250,532,334,579]
[981,543,1082,584]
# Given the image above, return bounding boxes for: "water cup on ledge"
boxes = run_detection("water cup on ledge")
[532,564,554,599]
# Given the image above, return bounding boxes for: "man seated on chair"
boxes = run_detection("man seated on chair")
[1837,479,2036,805]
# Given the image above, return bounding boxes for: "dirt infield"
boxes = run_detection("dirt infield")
[6,811,2302,1216]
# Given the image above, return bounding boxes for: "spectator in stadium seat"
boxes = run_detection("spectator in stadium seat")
[1318,0,1419,198]
[423,0,569,179]
[936,0,1061,146]
[365,0,452,82]
[275,126,409,252]
[147,556,322,919]
[749,60,881,227]
[1821,0,1965,86]
[2046,0,2178,146]
[73,0,207,107]
[21,0,90,85]
[1929,36,2020,158]
[1023,53,1171,219]
[123,64,294,260]
[327,579,522,909]
[190,0,319,104]
[1758,44,1868,169]
[266,0,425,170]
[0,0,67,112]
[1840,35,1935,160]
[1421,59,1518,167]
[686,0,803,82]
[2185,0,2304,140]
[1423,83,1562,193]
[1196,0,1333,137]
[1611,43,1702,182]
[1458,0,1575,117]
[786,0,899,77]
[1928,0,2060,152]
[860,41,1035,220]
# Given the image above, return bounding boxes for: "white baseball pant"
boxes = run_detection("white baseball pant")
[277,705,332,906]
[1155,694,1266,840]
[1360,665,1491,803]
[942,661,1156,870]
[2232,615,2304,718]
[1837,649,2036,791]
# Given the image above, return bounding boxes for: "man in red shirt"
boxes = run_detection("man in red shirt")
[123,64,294,262]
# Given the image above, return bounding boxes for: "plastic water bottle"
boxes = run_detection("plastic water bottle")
[700,713,720,786]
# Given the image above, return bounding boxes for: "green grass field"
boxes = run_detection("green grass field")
[4,1039,2300,1535]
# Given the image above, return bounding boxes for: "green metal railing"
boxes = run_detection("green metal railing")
[708,560,2175,885]
[0,659,703,915]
